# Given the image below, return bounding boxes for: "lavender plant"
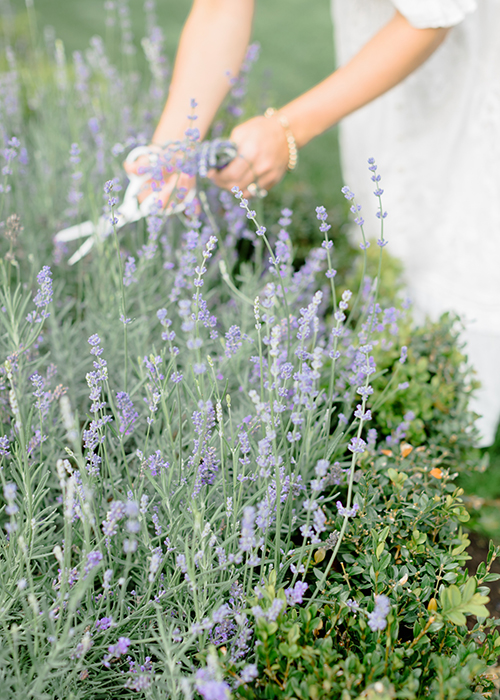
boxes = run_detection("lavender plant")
[0,6,498,700]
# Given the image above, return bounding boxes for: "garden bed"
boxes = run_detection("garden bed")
[1,6,500,699]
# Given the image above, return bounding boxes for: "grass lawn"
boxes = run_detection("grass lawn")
[7,0,344,208]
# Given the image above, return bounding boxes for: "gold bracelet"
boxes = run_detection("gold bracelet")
[264,107,298,172]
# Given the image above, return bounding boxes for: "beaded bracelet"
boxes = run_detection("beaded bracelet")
[264,107,299,172]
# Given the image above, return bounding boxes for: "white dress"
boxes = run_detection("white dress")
[331,0,500,445]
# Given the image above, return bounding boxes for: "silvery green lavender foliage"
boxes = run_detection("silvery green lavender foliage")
[0,5,497,700]
[0,159,399,698]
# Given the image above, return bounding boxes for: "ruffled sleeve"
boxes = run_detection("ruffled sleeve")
[391,0,477,28]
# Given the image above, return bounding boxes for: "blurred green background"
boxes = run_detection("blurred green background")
[5,0,344,208]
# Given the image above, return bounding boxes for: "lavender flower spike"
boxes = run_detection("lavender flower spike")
[367,594,391,631]
[348,436,367,454]
[239,506,257,552]
[115,391,138,435]
[27,266,53,323]
[195,648,231,700]
[285,580,308,605]
[336,501,360,518]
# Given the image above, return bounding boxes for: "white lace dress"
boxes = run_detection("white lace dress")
[331,0,500,445]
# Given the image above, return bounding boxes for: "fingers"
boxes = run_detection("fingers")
[157,173,197,211]
[210,159,277,199]
[210,153,266,199]
[122,147,196,209]
[136,171,196,210]
[123,154,150,176]
[210,152,254,187]
[208,116,289,198]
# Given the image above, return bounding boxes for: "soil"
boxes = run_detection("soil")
[467,532,500,617]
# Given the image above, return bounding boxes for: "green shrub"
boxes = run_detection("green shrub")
[221,449,500,699]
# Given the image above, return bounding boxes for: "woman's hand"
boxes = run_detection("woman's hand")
[210,114,290,197]
[122,110,292,210]
[123,150,196,209]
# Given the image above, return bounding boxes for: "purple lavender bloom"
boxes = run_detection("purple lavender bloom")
[357,385,374,399]
[86,334,108,414]
[27,267,53,323]
[104,636,131,666]
[176,554,188,573]
[66,144,83,218]
[146,450,168,476]
[83,416,111,471]
[240,664,258,684]
[116,637,132,655]
[89,333,101,349]
[27,429,47,458]
[313,508,327,534]
[238,430,251,466]
[341,185,355,201]
[315,205,328,221]
[239,506,257,552]
[195,670,231,700]
[149,549,162,581]
[151,512,162,536]
[3,482,17,502]
[212,603,230,624]
[285,581,308,605]
[386,410,415,445]
[367,595,391,631]
[95,616,113,631]
[336,501,360,518]
[30,372,51,419]
[225,325,242,358]
[348,437,367,454]
[115,391,138,435]
[0,436,10,458]
[267,598,285,622]
[73,50,90,96]
[399,346,408,364]
[123,256,137,286]
[102,500,126,539]
[315,459,329,477]
[140,200,163,259]
[84,550,103,577]
[279,207,293,226]
[69,142,80,165]
[346,599,360,613]
[354,405,372,421]
[143,354,164,383]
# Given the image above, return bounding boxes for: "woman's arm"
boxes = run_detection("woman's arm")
[282,11,449,148]
[125,0,254,205]
[151,0,254,144]
[214,11,450,194]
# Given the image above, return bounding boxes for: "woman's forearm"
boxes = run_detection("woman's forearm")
[152,0,254,145]
[281,11,449,148]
